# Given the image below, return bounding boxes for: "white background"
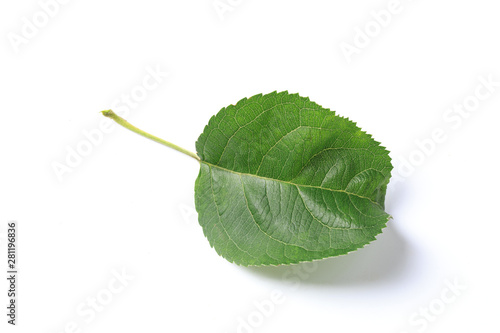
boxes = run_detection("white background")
[1,0,499,332]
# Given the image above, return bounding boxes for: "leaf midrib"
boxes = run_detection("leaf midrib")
[201,161,384,209]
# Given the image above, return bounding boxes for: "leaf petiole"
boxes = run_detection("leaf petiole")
[101,110,200,161]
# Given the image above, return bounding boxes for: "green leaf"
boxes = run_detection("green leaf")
[194,91,392,266]
[101,91,392,267]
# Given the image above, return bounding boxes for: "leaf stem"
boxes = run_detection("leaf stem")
[101,110,200,162]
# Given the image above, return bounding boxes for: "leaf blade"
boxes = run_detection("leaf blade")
[195,91,392,266]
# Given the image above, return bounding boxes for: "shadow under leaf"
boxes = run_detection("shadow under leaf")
[244,221,409,286]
